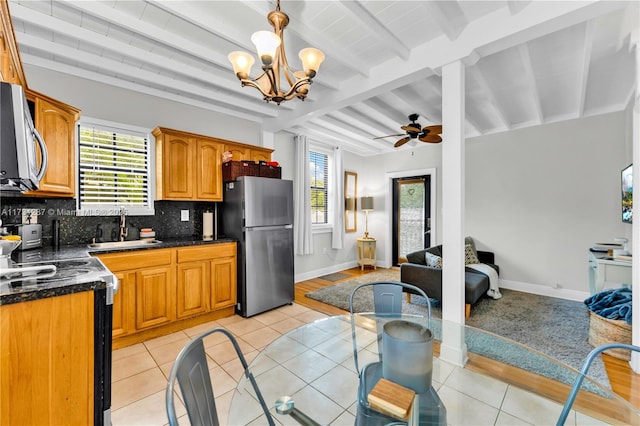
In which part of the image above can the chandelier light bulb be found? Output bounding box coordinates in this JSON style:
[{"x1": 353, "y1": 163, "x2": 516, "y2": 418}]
[
  {"x1": 299, "y1": 48, "x2": 325, "y2": 78},
  {"x1": 251, "y1": 31, "x2": 281, "y2": 67},
  {"x1": 228, "y1": 51, "x2": 255, "y2": 79}
]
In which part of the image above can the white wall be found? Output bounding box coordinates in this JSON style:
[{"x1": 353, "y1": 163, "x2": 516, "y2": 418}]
[{"x1": 24, "y1": 65, "x2": 262, "y2": 145}]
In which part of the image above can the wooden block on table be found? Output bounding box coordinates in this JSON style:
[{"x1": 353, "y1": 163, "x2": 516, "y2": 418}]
[{"x1": 367, "y1": 378, "x2": 416, "y2": 420}]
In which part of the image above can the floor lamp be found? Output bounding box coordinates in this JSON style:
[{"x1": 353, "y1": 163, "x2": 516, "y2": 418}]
[{"x1": 360, "y1": 196, "x2": 374, "y2": 239}]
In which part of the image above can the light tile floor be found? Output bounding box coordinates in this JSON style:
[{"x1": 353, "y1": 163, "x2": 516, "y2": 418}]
[{"x1": 111, "y1": 303, "x2": 609, "y2": 426}]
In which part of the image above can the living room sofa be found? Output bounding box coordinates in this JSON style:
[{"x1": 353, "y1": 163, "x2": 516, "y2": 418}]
[{"x1": 400, "y1": 237, "x2": 499, "y2": 317}]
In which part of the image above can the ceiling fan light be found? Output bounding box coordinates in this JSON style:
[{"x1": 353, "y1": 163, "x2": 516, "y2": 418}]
[
  {"x1": 299, "y1": 48, "x2": 324, "y2": 78},
  {"x1": 251, "y1": 31, "x2": 281, "y2": 66},
  {"x1": 228, "y1": 51, "x2": 255, "y2": 79}
]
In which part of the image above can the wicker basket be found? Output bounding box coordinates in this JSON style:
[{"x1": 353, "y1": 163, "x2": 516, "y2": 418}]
[
  {"x1": 222, "y1": 161, "x2": 259, "y2": 182},
  {"x1": 587, "y1": 311, "x2": 632, "y2": 360},
  {"x1": 258, "y1": 164, "x2": 281, "y2": 179}
]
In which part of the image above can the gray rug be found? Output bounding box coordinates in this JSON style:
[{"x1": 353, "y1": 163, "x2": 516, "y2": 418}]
[{"x1": 305, "y1": 269, "x2": 610, "y2": 388}]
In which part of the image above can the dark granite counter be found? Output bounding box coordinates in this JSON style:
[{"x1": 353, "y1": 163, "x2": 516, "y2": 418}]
[{"x1": 1, "y1": 237, "x2": 236, "y2": 305}]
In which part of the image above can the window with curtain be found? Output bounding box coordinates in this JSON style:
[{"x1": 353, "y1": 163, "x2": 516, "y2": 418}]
[
  {"x1": 310, "y1": 150, "x2": 329, "y2": 225},
  {"x1": 77, "y1": 119, "x2": 154, "y2": 216}
]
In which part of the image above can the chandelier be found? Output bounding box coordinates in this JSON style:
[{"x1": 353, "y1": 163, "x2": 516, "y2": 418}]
[{"x1": 228, "y1": 0, "x2": 325, "y2": 105}]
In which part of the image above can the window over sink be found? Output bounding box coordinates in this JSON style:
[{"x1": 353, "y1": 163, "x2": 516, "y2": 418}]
[{"x1": 77, "y1": 118, "x2": 154, "y2": 216}]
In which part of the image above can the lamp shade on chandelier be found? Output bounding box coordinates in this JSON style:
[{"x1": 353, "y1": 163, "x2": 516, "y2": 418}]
[{"x1": 228, "y1": 0, "x2": 325, "y2": 105}]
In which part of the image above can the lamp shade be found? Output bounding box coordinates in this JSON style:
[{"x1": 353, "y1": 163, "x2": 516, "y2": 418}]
[
  {"x1": 251, "y1": 31, "x2": 281, "y2": 66},
  {"x1": 228, "y1": 51, "x2": 255, "y2": 79},
  {"x1": 361, "y1": 196, "x2": 374, "y2": 211},
  {"x1": 299, "y1": 47, "x2": 325, "y2": 77}
]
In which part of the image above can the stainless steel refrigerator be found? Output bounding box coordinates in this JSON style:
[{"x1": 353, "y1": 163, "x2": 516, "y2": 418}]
[{"x1": 221, "y1": 176, "x2": 294, "y2": 317}]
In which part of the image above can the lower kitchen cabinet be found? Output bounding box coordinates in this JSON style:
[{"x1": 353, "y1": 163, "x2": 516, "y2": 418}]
[
  {"x1": 96, "y1": 242, "x2": 236, "y2": 348},
  {"x1": 0, "y1": 291, "x2": 94, "y2": 425}
]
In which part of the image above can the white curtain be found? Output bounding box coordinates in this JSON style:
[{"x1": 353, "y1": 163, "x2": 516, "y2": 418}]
[
  {"x1": 331, "y1": 146, "x2": 344, "y2": 249},
  {"x1": 294, "y1": 135, "x2": 313, "y2": 255}
]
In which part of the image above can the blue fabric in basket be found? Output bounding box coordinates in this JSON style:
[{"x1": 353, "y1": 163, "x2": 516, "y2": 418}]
[{"x1": 584, "y1": 287, "x2": 632, "y2": 324}]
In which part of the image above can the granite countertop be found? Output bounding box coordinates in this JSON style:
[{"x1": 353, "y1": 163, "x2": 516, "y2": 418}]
[{"x1": 1, "y1": 237, "x2": 236, "y2": 305}]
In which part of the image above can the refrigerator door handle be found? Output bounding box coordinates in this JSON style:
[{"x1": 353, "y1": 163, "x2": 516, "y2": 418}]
[{"x1": 245, "y1": 224, "x2": 293, "y2": 231}]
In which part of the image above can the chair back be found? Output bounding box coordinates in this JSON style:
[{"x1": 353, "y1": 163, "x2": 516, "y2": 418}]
[
  {"x1": 349, "y1": 281, "x2": 431, "y2": 376},
  {"x1": 166, "y1": 328, "x2": 275, "y2": 426}
]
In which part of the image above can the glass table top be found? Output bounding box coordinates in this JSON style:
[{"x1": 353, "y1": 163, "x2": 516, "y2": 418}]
[{"x1": 228, "y1": 313, "x2": 639, "y2": 425}]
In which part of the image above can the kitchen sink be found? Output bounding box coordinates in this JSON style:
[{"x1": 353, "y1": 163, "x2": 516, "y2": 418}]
[{"x1": 87, "y1": 240, "x2": 162, "y2": 250}]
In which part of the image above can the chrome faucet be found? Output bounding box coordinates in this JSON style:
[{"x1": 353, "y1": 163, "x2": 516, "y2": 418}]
[{"x1": 119, "y1": 209, "x2": 128, "y2": 242}]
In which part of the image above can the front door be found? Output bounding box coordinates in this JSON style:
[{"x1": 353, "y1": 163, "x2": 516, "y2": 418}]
[{"x1": 392, "y1": 176, "x2": 431, "y2": 265}]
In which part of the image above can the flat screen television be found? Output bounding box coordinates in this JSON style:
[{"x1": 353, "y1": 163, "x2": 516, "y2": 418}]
[{"x1": 622, "y1": 164, "x2": 632, "y2": 223}]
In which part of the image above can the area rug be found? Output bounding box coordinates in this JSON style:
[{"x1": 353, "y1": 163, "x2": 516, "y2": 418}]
[
  {"x1": 318, "y1": 272, "x2": 351, "y2": 282},
  {"x1": 305, "y1": 269, "x2": 609, "y2": 388}
]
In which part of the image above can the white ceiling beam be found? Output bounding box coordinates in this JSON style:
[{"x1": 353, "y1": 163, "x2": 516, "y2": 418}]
[
  {"x1": 338, "y1": 0, "x2": 410, "y2": 61},
  {"x1": 350, "y1": 102, "x2": 404, "y2": 135},
  {"x1": 236, "y1": 0, "x2": 370, "y2": 78},
  {"x1": 419, "y1": 2, "x2": 467, "y2": 41},
  {"x1": 17, "y1": 33, "x2": 276, "y2": 118},
  {"x1": 21, "y1": 54, "x2": 264, "y2": 122},
  {"x1": 577, "y1": 20, "x2": 595, "y2": 117},
  {"x1": 296, "y1": 123, "x2": 378, "y2": 156},
  {"x1": 263, "y1": 0, "x2": 625, "y2": 133},
  {"x1": 330, "y1": 108, "x2": 394, "y2": 141},
  {"x1": 60, "y1": 0, "x2": 230, "y2": 70},
  {"x1": 317, "y1": 114, "x2": 390, "y2": 150},
  {"x1": 10, "y1": 3, "x2": 281, "y2": 117},
  {"x1": 517, "y1": 44, "x2": 544, "y2": 126}
]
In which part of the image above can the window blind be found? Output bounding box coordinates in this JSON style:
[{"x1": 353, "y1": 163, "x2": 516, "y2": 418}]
[
  {"x1": 78, "y1": 124, "x2": 151, "y2": 213},
  {"x1": 310, "y1": 150, "x2": 328, "y2": 224}
]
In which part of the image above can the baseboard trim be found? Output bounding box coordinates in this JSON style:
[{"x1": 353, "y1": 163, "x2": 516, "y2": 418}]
[
  {"x1": 499, "y1": 279, "x2": 590, "y2": 302},
  {"x1": 295, "y1": 260, "x2": 359, "y2": 283}
]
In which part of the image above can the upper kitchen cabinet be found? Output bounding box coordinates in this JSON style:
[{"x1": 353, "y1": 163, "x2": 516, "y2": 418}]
[
  {"x1": 24, "y1": 90, "x2": 80, "y2": 197},
  {"x1": 0, "y1": 1, "x2": 26, "y2": 86},
  {"x1": 224, "y1": 142, "x2": 272, "y2": 163},
  {"x1": 153, "y1": 127, "x2": 223, "y2": 201}
]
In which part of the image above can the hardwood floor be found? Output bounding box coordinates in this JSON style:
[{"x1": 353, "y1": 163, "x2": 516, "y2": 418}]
[{"x1": 295, "y1": 267, "x2": 640, "y2": 411}]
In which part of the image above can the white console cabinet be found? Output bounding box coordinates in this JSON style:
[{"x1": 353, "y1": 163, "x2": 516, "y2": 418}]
[{"x1": 588, "y1": 250, "x2": 632, "y2": 295}]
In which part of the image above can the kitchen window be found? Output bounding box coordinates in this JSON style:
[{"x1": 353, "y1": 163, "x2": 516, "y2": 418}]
[
  {"x1": 309, "y1": 146, "x2": 333, "y2": 231},
  {"x1": 77, "y1": 118, "x2": 154, "y2": 216}
]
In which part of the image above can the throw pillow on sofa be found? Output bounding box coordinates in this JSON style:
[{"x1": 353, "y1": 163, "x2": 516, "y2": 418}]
[
  {"x1": 464, "y1": 244, "x2": 480, "y2": 265},
  {"x1": 425, "y1": 252, "x2": 443, "y2": 268}
]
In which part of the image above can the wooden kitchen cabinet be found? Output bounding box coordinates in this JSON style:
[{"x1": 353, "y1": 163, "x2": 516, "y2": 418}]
[
  {"x1": 0, "y1": 0, "x2": 26, "y2": 86},
  {"x1": 96, "y1": 243, "x2": 236, "y2": 348},
  {"x1": 0, "y1": 291, "x2": 94, "y2": 425},
  {"x1": 153, "y1": 127, "x2": 223, "y2": 201},
  {"x1": 224, "y1": 142, "x2": 272, "y2": 163},
  {"x1": 24, "y1": 90, "x2": 80, "y2": 197}
]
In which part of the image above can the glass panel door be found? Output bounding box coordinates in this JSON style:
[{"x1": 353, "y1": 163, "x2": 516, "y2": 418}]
[{"x1": 392, "y1": 176, "x2": 430, "y2": 265}]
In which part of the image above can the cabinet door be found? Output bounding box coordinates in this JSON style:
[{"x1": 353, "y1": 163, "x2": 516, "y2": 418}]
[
  {"x1": 28, "y1": 97, "x2": 77, "y2": 196},
  {"x1": 196, "y1": 139, "x2": 223, "y2": 201},
  {"x1": 250, "y1": 149, "x2": 271, "y2": 163},
  {"x1": 112, "y1": 271, "x2": 136, "y2": 338},
  {"x1": 224, "y1": 144, "x2": 251, "y2": 162},
  {"x1": 135, "y1": 265, "x2": 175, "y2": 330},
  {"x1": 177, "y1": 261, "x2": 210, "y2": 319},
  {"x1": 163, "y1": 135, "x2": 194, "y2": 199},
  {"x1": 210, "y1": 256, "x2": 237, "y2": 309},
  {"x1": 0, "y1": 292, "x2": 94, "y2": 425}
]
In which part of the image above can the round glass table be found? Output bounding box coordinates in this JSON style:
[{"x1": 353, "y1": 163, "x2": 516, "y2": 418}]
[{"x1": 228, "y1": 313, "x2": 639, "y2": 425}]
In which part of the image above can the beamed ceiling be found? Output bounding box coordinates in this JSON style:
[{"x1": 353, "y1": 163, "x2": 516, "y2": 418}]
[{"x1": 8, "y1": 0, "x2": 639, "y2": 156}]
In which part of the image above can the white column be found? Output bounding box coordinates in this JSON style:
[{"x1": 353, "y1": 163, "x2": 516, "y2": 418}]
[
  {"x1": 439, "y1": 59, "x2": 468, "y2": 366},
  {"x1": 631, "y1": 29, "x2": 640, "y2": 372}
]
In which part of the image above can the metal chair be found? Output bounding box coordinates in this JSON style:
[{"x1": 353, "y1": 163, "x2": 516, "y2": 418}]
[
  {"x1": 557, "y1": 343, "x2": 640, "y2": 425},
  {"x1": 349, "y1": 281, "x2": 446, "y2": 425},
  {"x1": 165, "y1": 327, "x2": 274, "y2": 426}
]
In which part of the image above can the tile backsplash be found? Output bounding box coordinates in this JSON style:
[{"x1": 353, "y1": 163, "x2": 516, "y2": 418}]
[{"x1": 0, "y1": 195, "x2": 217, "y2": 247}]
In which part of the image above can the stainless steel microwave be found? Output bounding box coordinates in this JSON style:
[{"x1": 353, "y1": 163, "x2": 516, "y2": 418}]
[{"x1": 0, "y1": 82, "x2": 48, "y2": 192}]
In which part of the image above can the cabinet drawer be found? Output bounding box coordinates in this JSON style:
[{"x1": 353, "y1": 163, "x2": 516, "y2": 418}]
[
  {"x1": 177, "y1": 243, "x2": 236, "y2": 263},
  {"x1": 96, "y1": 248, "x2": 173, "y2": 271}
]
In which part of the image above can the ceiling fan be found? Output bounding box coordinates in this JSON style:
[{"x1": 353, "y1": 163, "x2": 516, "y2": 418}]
[{"x1": 374, "y1": 114, "x2": 442, "y2": 147}]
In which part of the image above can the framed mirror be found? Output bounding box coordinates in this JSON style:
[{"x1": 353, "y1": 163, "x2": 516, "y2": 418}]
[{"x1": 345, "y1": 171, "x2": 357, "y2": 232}]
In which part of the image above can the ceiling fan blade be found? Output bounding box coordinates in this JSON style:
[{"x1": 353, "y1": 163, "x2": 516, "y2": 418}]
[
  {"x1": 401, "y1": 125, "x2": 421, "y2": 133},
  {"x1": 373, "y1": 133, "x2": 405, "y2": 140},
  {"x1": 394, "y1": 136, "x2": 411, "y2": 147},
  {"x1": 422, "y1": 125, "x2": 442, "y2": 135},
  {"x1": 419, "y1": 134, "x2": 442, "y2": 143}
]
